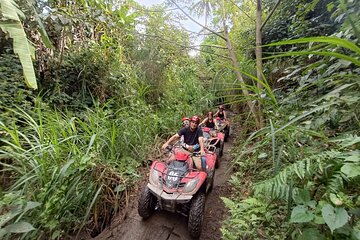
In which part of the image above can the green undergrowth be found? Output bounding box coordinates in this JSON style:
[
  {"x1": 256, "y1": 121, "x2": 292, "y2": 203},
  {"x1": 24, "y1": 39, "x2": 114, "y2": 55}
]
[
  {"x1": 0, "y1": 43, "x2": 213, "y2": 238},
  {"x1": 221, "y1": 26, "x2": 360, "y2": 240}
]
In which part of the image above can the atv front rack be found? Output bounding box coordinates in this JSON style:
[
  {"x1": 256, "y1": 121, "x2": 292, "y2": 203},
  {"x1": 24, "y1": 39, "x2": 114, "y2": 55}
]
[{"x1": 152, "y1": 161, "x2": 202, "y2": 191}]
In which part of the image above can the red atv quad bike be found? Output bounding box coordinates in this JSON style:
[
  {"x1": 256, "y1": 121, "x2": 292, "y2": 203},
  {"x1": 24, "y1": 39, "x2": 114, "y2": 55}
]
[
  {"x1": 138, "y1": 145, "x2": 217, "y2": 239},
  {"x1": 202, "y1": 127, "x2": 224, "y2": 168}
]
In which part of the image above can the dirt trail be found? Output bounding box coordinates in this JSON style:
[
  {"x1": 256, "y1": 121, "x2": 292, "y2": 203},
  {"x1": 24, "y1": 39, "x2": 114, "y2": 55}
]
[{"x1": 93, "y1": 122, "x2": 236, "y2": 240}]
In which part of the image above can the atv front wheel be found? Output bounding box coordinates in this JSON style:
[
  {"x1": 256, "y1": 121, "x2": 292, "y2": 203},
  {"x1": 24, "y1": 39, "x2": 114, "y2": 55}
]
[
  {"x1": 188, "y1": 192, "x2": 206, "y2": 239},
  {"x1": 138, "y1": 185, "x2": 157, "y2": 219}
]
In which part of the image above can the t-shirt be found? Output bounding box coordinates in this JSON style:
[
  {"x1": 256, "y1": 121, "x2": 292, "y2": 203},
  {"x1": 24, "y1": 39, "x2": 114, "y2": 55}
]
[
  {"x1": 178, "y1": 127, "x2": 203, "y2": 146},
  {"x1": 217, "y1": 111, "x2": 225, "y2": 119},
  {"x1": 205, "y1": 119, "x2": 215, "y2": 128}
]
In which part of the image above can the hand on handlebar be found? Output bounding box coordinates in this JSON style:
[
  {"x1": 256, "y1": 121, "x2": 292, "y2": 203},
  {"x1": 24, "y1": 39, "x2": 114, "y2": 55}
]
[
  {"x1": 161, "y1": 143, "x2": 168, "y2": 150},
  {"x1": 187, "y1": 145, "x2": 194, "y2": 152}
]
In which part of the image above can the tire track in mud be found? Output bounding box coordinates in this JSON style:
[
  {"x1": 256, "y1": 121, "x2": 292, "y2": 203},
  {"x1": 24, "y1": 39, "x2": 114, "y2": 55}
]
[{"x1": 93, "y1": 122, "x2": 237, "y2": 240}]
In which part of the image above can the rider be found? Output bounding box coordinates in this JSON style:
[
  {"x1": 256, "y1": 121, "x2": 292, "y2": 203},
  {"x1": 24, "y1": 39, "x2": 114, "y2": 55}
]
[
  {"x1": 182, "y1": 117, "x2": 190, "y2": 128},
  {"x1": 199, "y1": 112, "x2": 216, "y2": 129},
  {"x1": 214, "y1": 104, "x2": 227, "y2": 121},
  {"x1": 162, "y1": 116, "x2": 206, "y2": 171},
  {"x1": 199, "y1": 112, "x2": 218, "y2": 139}
]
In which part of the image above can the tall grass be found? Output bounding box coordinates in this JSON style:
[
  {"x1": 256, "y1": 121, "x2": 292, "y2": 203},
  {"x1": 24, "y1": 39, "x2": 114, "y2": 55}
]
[
  {"x1": 0, "y1": 97, "x2": 169, "y2": 238},
  {"x1": 0, "y1": 69, "x2": 214, "y2": 238}
]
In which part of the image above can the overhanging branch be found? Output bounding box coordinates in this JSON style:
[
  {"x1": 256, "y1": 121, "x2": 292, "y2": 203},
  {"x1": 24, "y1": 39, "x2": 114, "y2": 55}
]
[
  {"x1": 261, "y1": 0, "x2": 281, "y2": 31},
  {"x1": 228, "y1": 0, "x2": 255, "y2": 22},
  {"x1": 132, "y1": 7, "x2": 179, "y2": 12},
  {"x1": 137, "y1": 33, "x2": 231, "y2": 59},
  {"x1": 168, "y1": 0, "x2": 226, "y2": 41}
]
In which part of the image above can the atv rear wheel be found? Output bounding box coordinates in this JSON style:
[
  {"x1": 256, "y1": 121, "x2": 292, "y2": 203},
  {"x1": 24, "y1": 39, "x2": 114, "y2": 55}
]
[
  {"x1": 219, "y1": 142, "x2": 224, "y2": 157},
  {"x1": 188, "y1": 192, "x2": 206, "y2": 239},
  {"x1": 138, "y1": 185, "x2": 157, "y2": 219},
  {"x1": 224, "y1": 127, "x2": 230, "y2": 142}
]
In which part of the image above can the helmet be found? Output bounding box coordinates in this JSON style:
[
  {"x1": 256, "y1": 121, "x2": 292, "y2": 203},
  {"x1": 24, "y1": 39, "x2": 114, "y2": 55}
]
[
  {"x1": 175, "y1": 151, "x2": 190, "y2": 161},
  {"x1": 190, "y1": 115, "x2": 200, "y2": 124},
  {"x1": 182, "y1": 117, "x2": 190, "y2": 122},
  {"x1": 203, "y1": 127, "x2": 211, "y2": 133},
  {"x1": 216, "y1": 117, "x2": 221, "y2": 121},
  {"x1": 219, "y1": 105, "x2": 224, "y2": 109},
  {"x1": 182, "y1": 117, "x2": 190, "y2": 126}
]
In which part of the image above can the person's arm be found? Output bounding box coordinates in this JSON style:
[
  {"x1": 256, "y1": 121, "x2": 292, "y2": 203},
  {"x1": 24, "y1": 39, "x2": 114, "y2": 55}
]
[
  {"x1": 161, "y1": 133, "x2": 180, "y2": 150},
  {"x1": 223, "y1": 111, "x2": 227, "y2": 120},
  {"x1": 214, "y1": 110, "x2": 219, "y2": 117},
  {"x1": 199, "y1": 117, "x2": 208, "y2": 127}
]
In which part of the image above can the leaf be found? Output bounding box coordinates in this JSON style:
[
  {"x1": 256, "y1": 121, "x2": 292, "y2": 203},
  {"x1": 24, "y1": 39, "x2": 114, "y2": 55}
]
[
  {"x1": 264, "y1": 36, "x2": 360, "y2": 56},
  {"x1": 51, "y1": 230, "x2": 61, "y2": 240},
  {"x1": 2, "y1": 221, "x2": 35, "y2": 233},
  {"x1": 352, "y1": 229, "x2": 360, "y2": 240},
  {"x1": 290, "y1": 205, "x2": 314, "y2": 223},
  {"x1": 24, "y1": 201, "x2": 41, "y2": 212},
  {"x1": 297, "y1": 228, "x2": 326, "y2": 240},
  {"x1": 293, "y1": 189, "x2": 311, "y2": 205},
  {"x1": 0, "y1": 0, "x2": 37, "y2": 89},
  {"x1": 321, "y1": 204, "x2": 349, "y2": 233},
  {"x1": 0, "y1": 205, "x2": 22, "y2": 227},
  {"x1": 258, "y1": 152, "x2": 268, "y2": 159},
  {"x1": 264, "y1": 51, "x2": 360, "y2": 67},
  {"x1": 34, "y1": 15, "x2": 53, "y2": 48},
  {"x1": 341, "y1": 163, "x2": 360, "y2": 178},
  {"x1": 329, "y1": 193, "x2": 343, "y2": 206}
]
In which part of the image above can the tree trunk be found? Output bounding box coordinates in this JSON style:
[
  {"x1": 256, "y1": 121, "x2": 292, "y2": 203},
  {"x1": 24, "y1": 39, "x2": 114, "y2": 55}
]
[
  {"x1": 223, "y1": 23, "x2": 260, "y2": 128},
  {"x1": 256, "y1": 0, "x2": 265, "y2": 129}
]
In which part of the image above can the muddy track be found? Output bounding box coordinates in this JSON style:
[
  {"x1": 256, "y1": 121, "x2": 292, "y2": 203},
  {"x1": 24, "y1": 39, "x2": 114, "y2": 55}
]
[{"x1": 93, "y1": 121, "x2": 237, "y2": 240}]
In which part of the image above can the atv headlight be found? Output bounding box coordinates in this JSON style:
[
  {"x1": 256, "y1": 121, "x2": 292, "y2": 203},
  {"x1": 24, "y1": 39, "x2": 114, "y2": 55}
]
[
  {"x1": 183, "y1": 179, "x2": 199, "y2": 193},
  {"x1": 149, "y1": 169, "x2": 160, "y2": 187}
]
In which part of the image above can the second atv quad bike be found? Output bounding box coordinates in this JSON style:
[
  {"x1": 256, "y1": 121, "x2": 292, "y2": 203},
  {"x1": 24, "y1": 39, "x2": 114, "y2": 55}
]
[
  {"x1": 138, "y1": 145, "x2": 217, "y2": 239},
  {"x1": 216, "y1": 118, "x2": 230, "y2": 142},
  {"x1": 202, "y1": 127, "x2": 224, "y2": 168}
]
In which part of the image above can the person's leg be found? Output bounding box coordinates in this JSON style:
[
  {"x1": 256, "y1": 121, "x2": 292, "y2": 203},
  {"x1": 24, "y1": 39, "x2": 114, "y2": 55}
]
[{"x1": 192, "y1": 156, "x2": 202, "y2": 171}]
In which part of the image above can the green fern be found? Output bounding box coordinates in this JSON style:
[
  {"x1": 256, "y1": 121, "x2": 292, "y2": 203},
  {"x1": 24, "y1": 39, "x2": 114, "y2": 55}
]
[{"x1": 254, "y1": 146, "x2": 357, "y2": 200}]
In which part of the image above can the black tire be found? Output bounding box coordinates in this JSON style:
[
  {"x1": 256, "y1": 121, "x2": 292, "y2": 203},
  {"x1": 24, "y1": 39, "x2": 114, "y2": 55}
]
[
  {"x1": 224, "y1": 127, "x2": 230, "y2": 142},
  {"x1": 219, "y1": 142, "x2": 224, "y2": 157},
  {"x1": 215, "y1": 148, "x2": 220, "y2": 169},
  {"x1": 208, "y1": 171, "x2": 215, "y2": 193},
  {"x1": 138, "y1": 185, "x2": 157, "y2": 220},
  {"x1": 188, "y1": 193, "x2": 206, "y2": 239}
]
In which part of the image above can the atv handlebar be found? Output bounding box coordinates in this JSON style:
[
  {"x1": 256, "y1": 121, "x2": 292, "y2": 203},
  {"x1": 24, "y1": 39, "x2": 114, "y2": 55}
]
[{"x1": 165, "y1": 144, "x2": 214, "y2": 156}]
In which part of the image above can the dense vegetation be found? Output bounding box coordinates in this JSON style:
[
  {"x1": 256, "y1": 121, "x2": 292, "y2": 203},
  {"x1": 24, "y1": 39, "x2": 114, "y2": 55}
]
[
  {"x1": 0, "y1": 0, "x2": 213, "y2": 238},
  {"x1": 213, "y1": 1, "x2": 360, "y2": 239},
  {"x1": 0, "y1": 0, "x2": 359, "y2": 239}
]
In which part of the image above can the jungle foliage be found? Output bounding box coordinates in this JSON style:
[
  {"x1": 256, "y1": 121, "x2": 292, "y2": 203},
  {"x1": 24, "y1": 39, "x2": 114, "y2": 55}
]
[
  {"x1": 0, "y1": 0, "x2": 359, "y2": 239},
  {"x1": 0, "y1": 0, "x2": 213, "y2": 238},
  {"x1": 213, "y1": 0, "x2": 360, "y2": 239}
]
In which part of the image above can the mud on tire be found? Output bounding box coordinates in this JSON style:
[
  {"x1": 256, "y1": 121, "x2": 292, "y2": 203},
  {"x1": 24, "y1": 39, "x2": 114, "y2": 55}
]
[
  {"x1": 138, "y1": 185, "x2": 157, "y2": 220},
  {"x1": 188, "y1": 192, "x2": 206, "y2": 239}
]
